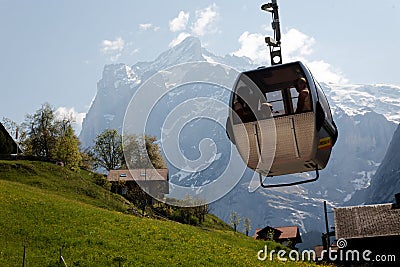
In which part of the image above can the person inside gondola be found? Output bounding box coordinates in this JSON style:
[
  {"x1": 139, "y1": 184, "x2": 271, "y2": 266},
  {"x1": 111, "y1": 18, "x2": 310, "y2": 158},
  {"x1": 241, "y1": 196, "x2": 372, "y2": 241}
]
[
  {"x1": 294, "y1": 77, "x2": 312, "y2": 113},
  {"x1": 234, "y1": 86, "x2": 256, "y2": 123}
]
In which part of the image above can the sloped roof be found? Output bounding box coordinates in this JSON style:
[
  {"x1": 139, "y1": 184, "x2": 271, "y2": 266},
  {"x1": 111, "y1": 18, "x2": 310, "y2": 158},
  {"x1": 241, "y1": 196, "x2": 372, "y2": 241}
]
[
  {"x1": 254, "y1": 225, "x2": 302, "y2": 242},
  {"x1": 253, "y1": 227, "x2": 281, "y2": 239},
  {"x1": 107, "y1": 169, "x2": 168, "y2": 182},
  {"x1": 334, "y1": 203, "x2": 400, "y2": 240},
  {"x1": 0, "y1": 122, "x2": 19, "y2": 155},
  {"x1": 275, "y1": 226, "x2": 300, "y2": 239},
  {"x1": 253, "y1": 228, "x2": 261, "y2": 239}
]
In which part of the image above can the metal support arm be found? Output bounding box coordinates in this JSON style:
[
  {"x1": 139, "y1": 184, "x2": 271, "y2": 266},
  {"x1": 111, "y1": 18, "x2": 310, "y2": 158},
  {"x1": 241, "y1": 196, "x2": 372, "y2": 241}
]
[
  {"x1": 261, "y1": 0, "x2": 282, "y2": 65},
  {"x1": 259, "y1": 166, "x2": 319, "y2": 188}
]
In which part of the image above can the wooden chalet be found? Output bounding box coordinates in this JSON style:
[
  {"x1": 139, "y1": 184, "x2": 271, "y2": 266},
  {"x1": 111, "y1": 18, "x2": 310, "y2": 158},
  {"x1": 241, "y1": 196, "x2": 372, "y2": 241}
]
[
  {"x1": 254, "y1": 225, "x2": 302, "y2": 249},
  {"x1": 253, "y1": 226, "x2": 281, "y2": 240},
  {"x1": 107, "y1": 169, "x2": 169, "y2": 199},
  {"x1": 334, "y1": 193, "x2": 400, "y2": 264},
  {"x1": 0, "y1": 122, "x2": 19, "y2": 157}
]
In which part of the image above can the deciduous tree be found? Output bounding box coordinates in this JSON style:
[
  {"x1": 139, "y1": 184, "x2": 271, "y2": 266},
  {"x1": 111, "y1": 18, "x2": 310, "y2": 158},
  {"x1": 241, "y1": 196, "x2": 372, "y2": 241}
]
[
  {"x1": 123, "y1": 134, "x2": 166, "y2": 169},
  {"x1": 23, "y1": 103, "x2": 58, "y2": 159},
  {"x1": 230, "y1": 211, "x2": 241, "y2": 232},
  {"x1": 244, "y1": 217, "x2": 251, "y2": 236},
  {"x1": 145, "y1": 135, "x2": 166, "y2": 169},
  {"x1": 54, "y1": 119, "x2": 81, "y2": 170},
  {"x1": 21, "y1": 104, "x2": 82, "y2": 168},
  {"x1": 91, "y1": 129, "x2": 124, "y2": 171}
]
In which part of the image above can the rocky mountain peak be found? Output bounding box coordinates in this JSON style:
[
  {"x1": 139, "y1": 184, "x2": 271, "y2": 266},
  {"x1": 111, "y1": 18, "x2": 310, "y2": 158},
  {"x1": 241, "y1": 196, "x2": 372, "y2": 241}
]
[{"x1": 79, "y1": 37, "x2": 400, "y2": 249}]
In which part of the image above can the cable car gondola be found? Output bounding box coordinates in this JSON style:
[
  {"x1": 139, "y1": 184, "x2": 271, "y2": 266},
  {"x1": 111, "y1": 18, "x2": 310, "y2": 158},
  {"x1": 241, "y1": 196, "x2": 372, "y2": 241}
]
[{"x1": 225, "y1": 1, "x2": 338, "y2": 188}]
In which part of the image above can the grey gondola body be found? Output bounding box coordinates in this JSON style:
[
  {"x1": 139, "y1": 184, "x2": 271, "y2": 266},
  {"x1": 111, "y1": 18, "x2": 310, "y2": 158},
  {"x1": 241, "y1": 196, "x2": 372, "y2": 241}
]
[{"x1": 226, "y1": 61, "x2": 338, "y2": 177}]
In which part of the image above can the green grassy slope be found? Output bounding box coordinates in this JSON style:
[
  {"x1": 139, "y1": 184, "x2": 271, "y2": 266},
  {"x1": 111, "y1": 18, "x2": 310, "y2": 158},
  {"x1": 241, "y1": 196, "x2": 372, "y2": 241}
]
[
  {"x1": 0, "y1": 161, "x2": 318, "y2": 266},
  {"x1": 0, "y1": 160, "x2": 127, "y2": 213}
]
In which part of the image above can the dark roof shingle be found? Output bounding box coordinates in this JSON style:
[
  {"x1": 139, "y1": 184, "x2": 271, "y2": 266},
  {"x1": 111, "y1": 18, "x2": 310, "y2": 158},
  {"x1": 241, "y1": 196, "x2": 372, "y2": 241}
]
[{"x1": 334, "y1": 203, "x2": 400, "y2": 240}]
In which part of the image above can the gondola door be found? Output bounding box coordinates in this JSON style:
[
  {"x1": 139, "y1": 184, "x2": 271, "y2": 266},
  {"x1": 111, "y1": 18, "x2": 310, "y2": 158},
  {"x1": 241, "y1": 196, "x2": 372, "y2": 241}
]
[{"x1": 230, "y1": 75, "x2": 277, "y2": 176}]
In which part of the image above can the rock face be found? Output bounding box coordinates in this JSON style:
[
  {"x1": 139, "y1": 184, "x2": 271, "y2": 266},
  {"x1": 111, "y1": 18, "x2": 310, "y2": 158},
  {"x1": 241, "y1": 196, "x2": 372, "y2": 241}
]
[
  {"x1": 80, "y1": 64, "x2": 141, "y2": 147},
  {"x1": 351, "y1": 124, "x2": 400, "y2": 205},
  {"x1": 79, "y1": 36, "x2": 399, "y2": 249},
  {"x1": 79, "y1": 37, "x2": 252, "y2": 148}
]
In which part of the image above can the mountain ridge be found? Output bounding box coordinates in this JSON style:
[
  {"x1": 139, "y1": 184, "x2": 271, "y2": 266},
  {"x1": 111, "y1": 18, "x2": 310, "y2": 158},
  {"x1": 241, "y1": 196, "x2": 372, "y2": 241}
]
[{"x1": 79, "y1": 36, "x2": 398, "y2": 248}]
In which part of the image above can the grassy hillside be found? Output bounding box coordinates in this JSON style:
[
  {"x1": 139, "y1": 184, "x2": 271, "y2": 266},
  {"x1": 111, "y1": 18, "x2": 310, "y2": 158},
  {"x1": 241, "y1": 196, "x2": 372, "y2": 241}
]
[
  {"x1": 0, "y1": 160, "x2": 127, "y2": 212},
  {"x1": 0, "y1": 161, "x2": 319, "y2": 266}
]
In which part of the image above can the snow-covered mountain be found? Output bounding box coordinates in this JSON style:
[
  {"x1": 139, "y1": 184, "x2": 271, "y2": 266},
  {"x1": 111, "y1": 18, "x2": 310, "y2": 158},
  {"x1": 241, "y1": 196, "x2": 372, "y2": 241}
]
[
  {"x1": 79, "y1": 37, "x2": 252, "y2": 148},
  {"x1": 79, "y1": 36, "x2": 399, "y2": 249},
  {"x1": 327, "y1": 83, "x2": 400, "y2": 124}
]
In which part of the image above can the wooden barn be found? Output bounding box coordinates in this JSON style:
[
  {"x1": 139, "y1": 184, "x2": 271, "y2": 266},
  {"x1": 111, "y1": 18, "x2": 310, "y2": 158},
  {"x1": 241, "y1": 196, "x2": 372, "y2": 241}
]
[
  {"x1": 334, "y1": 193, "x2": 400, "y2": 265},
  {"x1": 107, "y1": 169, "x2": 169, "y2": 199},
  {"x1": 254, "y1": 225, "x2": 302, "y2": 249},
  {"x1": 0, "y1": 122, "x2": 19, "y2": 157}
]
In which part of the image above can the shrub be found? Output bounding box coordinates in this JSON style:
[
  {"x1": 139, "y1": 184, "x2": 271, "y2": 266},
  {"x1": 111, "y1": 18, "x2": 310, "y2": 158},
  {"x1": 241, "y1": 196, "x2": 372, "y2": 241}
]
[{"x1": 93, "y1": 173, "x2": 111, "y2": 191}]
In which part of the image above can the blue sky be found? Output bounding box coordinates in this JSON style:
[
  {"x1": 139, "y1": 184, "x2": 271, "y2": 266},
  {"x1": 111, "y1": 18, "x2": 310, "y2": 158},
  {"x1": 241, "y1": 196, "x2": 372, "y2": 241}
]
[{"x1": 0, "y1": 0, "x2": 399, "y2": 132}]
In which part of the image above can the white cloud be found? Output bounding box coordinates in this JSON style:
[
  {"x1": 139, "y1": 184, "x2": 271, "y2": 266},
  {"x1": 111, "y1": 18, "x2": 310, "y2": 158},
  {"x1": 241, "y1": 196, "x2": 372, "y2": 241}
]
[
  {"x1": 233, "y1": 28, "x2": 348, "y2": 84},
  {"x1": 55, "y1": 107, "x2": 86, "y2": 135},
  {"x1": 139, "y1": 23, "x2": 160, "y2": 32},
  {"x1": 191, "y1": 4, "x2": 219, "y2": 36},
  {"x1": 100, "y1": 37, "x2": 125, "y2": 62},
  {"x1": 169, "y1": 11, "x2": 190, "y2": 32},
  {"x1": 100, "y1": 37, "x2": 124, "y2": 54},
  {"x1": 307, "y1": 60, "x2": 348, "y2": 84},
  {"x1": 232, "y1": 31, "x2": 270, "y2": 65},
  {"x1": 281, "y1": 28, "x2": 347, "y2": 83},
  {"x1": 139, "y1": 23, "x2": 153, "y2": 30},
  {"x1": 168, "y1": 4, "x2": 219, "y2": 47},
  {"x1": 169, "y1": 32, "x2": 191, "y2": 47},
  {"x1": 282, "y1": 28, "x2": 315, "y2": 60}
]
